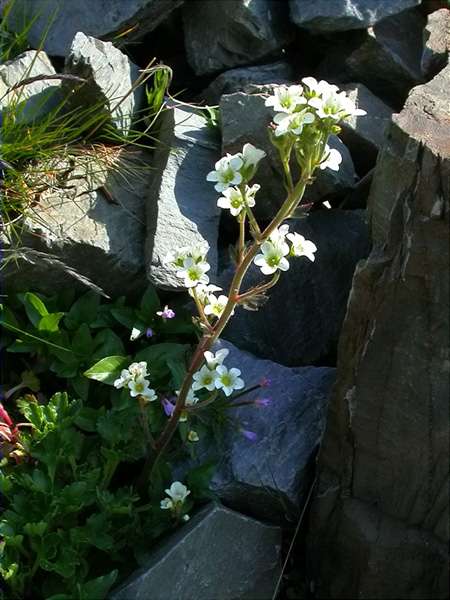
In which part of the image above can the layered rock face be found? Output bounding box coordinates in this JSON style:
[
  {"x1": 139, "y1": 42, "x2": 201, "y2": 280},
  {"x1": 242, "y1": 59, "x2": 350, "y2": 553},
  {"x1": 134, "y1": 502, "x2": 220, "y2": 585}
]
[{"x1": 306, "y1": 65, "x2": 450, "y2": 599}]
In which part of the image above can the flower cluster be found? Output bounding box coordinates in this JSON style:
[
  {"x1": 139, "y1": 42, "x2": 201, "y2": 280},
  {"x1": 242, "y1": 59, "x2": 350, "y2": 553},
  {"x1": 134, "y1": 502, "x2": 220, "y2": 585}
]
[
  {"x1": 160, "y1": 481, "x2": 191, "y2": 521},
  {"x1": 113, "y1": 361, "x2": 157, "y2": 402},
  {"x1": 166, "y1": 242, "x2": 211, "y2": 288},
  {"x1": 253, "y1": 223, "x2": 317, "y2": 275},
  {"x1": 192, "y1": 349, "x2": 244, "y2": 397},
  {"x1": 265, "y1": 79, "x2": 366, "y2": 170},
  {"x1": 207, "y1": 143, "x2": 266, "y2": 193}
]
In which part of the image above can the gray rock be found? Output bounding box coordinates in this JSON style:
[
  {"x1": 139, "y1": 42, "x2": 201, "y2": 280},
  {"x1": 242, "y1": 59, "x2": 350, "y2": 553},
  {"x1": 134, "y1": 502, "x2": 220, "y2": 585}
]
[
  {"x1": 220, "y1": 210, "x2": 370, "y2": 366},
  {"x1": 146, "y1": 103, "x2": 221, "y2": 290},
  {"x1": 5, "y1": 0, "x2": 184, "y2": 57},
  {"x1": 289, "y1": 0, "x2": 421, "y2": 32},
  {"x1": 182, "y1": 0, "x2": 294, "y2": 76},
  {"x1": 220, "y1": 90, "x2": 356, "y2": 219},
  {"x1": 339, "y1": 83, "x2": 393, "y2": 172},
  {"x1": 63, "y1": 32, "x2": 144, "y2": 137},
  {"x1": 421, "y1": 8, "x2": 450, "y2": 79},
  {"x1": 112, "y1": 503, "x2": 281, "y2": 600},
  {"x1": 0, "y1": 50, "x2": 62, "y2": 123},
  {"x1": 201, "y1": 61, "x2": 295, "y2": 105},
  {"x1": 307, "y1": 65, "x2": 450, "y2": 599},
  {"x1": 207, "y1": 340, "x2": 336, "y2": 521},
  {"x1": 344, "y1": 8, "x2": 426, "y2": 106},
  {"x1": 2, "y1": 151, "x2": 149, "y2": 297}
]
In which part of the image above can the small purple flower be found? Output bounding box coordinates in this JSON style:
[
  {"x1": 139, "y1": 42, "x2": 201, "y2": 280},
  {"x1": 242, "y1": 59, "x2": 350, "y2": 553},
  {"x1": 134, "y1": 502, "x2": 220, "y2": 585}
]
[
  {"x1": 146, "y1": 327, "x2": 154, "y2": 338},
  {"x1": 157, "y1": 305, "x2": 176, "y2": 320},
  {"x1": 241, "y1": 428, "x2": 257, "y2": 442},
  {"x1": 162, "y1": 397, "x2": 175, "y2": 417},
  {"x1": 255, "y1": 397, "x2": 271, "y2": 408},
  {"x1": 259, "y1": 377, "x2": 271, "y2": 388}
]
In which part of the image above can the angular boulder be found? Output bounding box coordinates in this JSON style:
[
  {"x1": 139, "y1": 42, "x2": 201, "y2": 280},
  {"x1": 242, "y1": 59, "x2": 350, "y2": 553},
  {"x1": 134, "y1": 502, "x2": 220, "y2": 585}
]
[
  {"x1": 145, "y1": 103, "x2": 221, "y2": 290},
  {"x1": 339, "y1": 83, "x2": 393, "y2": 173},
  {"x1": 112, "y1": 503, "x2": 281, "y2": 600},
  {"x1": 220, "y1": 210, "x2": 370, "y2": 366},
  {"x1": 201, "y1": 61, "x2": 295, "y2": 105},
  {"x1": 421, "y1": 8, "x2": 450, "y2": 79},
  {"x1": 307, "y1": 65, "x2": 450, "y2": 599},
  {"x1": 0, "y1": 50, "x2": 62, "y2": 123},
  {"x1": 2, "y1": 151, "x2": 149, "y2": 297},
  {"x1": 289, "y1": 0, "x2": 421, "y2": 32},
  {"x1": 5, "y1": 0, "x2": 184, "y2": 57},
  {"x1": 344, "y1": 8, "x2": 426, "y2": 106},
  {"x1": 207, "y1": 340, "x2": 336, "y2": 522},
  {"x1": 220, "y1": 90, "x2": 356, "y2": 219},
  {"x1": 182, "y1": 0, "x2": 294, "y2": 76},
  {"x1": 63, "y1": 32, "x2": 144, "y2": 137}
]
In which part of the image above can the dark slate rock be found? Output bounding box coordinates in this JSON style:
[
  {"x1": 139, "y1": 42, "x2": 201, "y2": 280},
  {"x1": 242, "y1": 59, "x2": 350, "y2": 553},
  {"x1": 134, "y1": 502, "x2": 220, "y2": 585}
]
[
  {"x1": 307, "y1": 64, "x2": 450, "y2": 600},
  {"x1": 289, "y1": 0, "x2": 421, "y2": 32},
  {"x1": 111, "y1": 503, "x2": 281, "y2": 600},
  {"x1": 0, "y1": 50, "x2": 62, "y2": 123},
  {"x1": 421, "y1": 8, "x2": 450, "y2": 79},
  {"x1": 145, "y1": 103, "x2": 221, "y2": 290},
  {"x1": 343, "y1": 8, "x2": 426, "y2": 106},
  {"x1": 201, "y1": 61, "x2": 295, "y2": 105},
  {"x1": 220, "y1": 90, "x2": 356, "y2": 220},
  {"x1": 220, "y1": 210, "x2": 370, "y2": 366},
  {"x1": 182, "y1": 0, "x2": 294, "y2": 76},
  {"x1": 2, "y1": 151, "x2": 149, "y2": 298},
  {"x1": 339, "y1": 83, "x2": 393, "y2": 173},
  {"x1": 5, "y1": 0, "x2": 184, "y2": 57},
  {"x1": 208, "y1": 340, "x2": 336, "y2": 522},
  {"x1": 63, "y1": 32, "x2": 144, "y2": 137}
]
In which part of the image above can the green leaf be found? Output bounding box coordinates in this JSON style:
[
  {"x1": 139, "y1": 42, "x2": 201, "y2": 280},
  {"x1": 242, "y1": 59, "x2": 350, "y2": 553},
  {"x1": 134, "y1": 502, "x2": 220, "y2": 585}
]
[
  {"x1": 110, "y1": 306, "x2": 136, "y2": 329},
  {"x1": 139, "y1": 285, "x2": 160, "y2": 320},
  {"x1": 135, "y1": 343, "x2": 188, "y2": 381},
  {"x1": 71, "y1": 375, "x2": 90, "y2": 400},
  {"x1": 65, "y1": 291, "x2": 101, "y2": 330},
  {"x1": 92, "y1": 329, "x2": 125, "y2": 360},
  {"x1": 37, "y1": 312, "x2": 64, "y2": 333},
  {"x1": 77, "y1": 570, "x2": 118, "y2": 600},
  {"x1": 20, "y1": 370, "x2": 40, "y2": 392},
  {"x1": 167, "y1": 357, "x2": 186, "y2": 388},
  {"x1": 186, "y1": 461, "x2": 216, "y2": 497},
  {"x1": 20, "y1": 292, "x2": 49, "y2": 327},
  {"x1": 71, "y1": 324, "x2": 94, "y2": 358},
  {"x1": 83, "y1": 355, "x2": 129, "y2": 384}
]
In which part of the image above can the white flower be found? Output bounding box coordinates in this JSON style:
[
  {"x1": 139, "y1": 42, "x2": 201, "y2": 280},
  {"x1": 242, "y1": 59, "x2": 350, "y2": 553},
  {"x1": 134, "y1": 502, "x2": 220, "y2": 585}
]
[
  {"x1": 192, "y1": 365, "x2": 218, "y2": 391},
  {"x1": 241, "y1": 143, "x2": 266, "y2": 170},
  {"x1": 188, "y1": 241, "x2": 210, "y2": 263},
  {"x1": 273, "y1": 110, "x2": 315, "y2": 137},
  {"x1": 176, "y1": 257, "x2": 210, "y2": 288},
  {"x1": 175, "y1": 388, "x2": 199, "y2": 422},
  {"x1": 160, "y1": 481, "x2": 191, "y2": 512},
  {"x1": 206, "y1": 154, "x2": 243, "y2": 192},
  {"x1": 165, "y1": 246, "x2": 189, "y2": 268},
  {"x1": 190, "y1": 283, "x2": 223, "y2": 302},
  {"x1": 203, "y1": 348, "x2": 229, "y2": 370},
  {"x1": 217, "y1": 184, "x2": 259, "y2": 217},
  {"x1": 128, "y1": 376, "x2": 154, "y2": 399},
  {"x1": 204, "y1": 294, "x2": 230, "y2": 318},
  {"x1": 265, "y1": 85, "x2": 306, "y2": 114},
  {"x1": 302, "y1": 77, "x2": 339, "y2": 99},
  {"x1": 287, "y1": 232, "x2": 317, "y2": 262},
  {"x1": 113, "y1": 368, "x2": 132, "y2": 389},
  {"x1": 309, "y1": 89, "x2": 366, "y2": 122},
  {"x1": 254, "y1": 241, "x2": 290, "y2": 275},
  {"x1": 214, "y1": 365, "x2": 245, "y2": 397},
  {"x1": 128, "y1": 361, "x2": 149, "y2": 378},
  {"x1": 188, "y1": 430, "x2": 199, "y2": 442},
  {"x1": 268, "y1": 224, "x2": 290, "y2": 254},
  {"x1": 319, "y1": 145, "x2": 342, "y2": 172}
]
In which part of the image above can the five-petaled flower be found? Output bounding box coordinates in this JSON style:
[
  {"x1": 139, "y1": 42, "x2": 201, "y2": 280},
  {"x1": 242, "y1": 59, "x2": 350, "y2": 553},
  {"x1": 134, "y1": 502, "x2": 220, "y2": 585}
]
[
  {"x1": 265, "y1": 84, "x2": 306, "y2": 114},
  {"x1": 217, "y1": 184, "x2": 259, "y2": 217},
  {"x1": 319, "y1": 144, "x2": 342, "y2": 172},
  {"x1": 254, "y1": 240, "x2": 290, "y2": 275},
  {"x1": 203, "y1": 349, "x2": 229, "y2": 370},
  {"x1": 287, "y1": 232, "x2": 317, "y2": 262},
  {"x1": 204, "y1": 293, "x2": 230, "y2": 319},
  {"x1": 206, "y1": 154, "x2": 243, "y2": 192},
  {"x1": 192, "y1": 365, "x2": 218, "y2": 391},
  {"x1": 214, "y1": 365, "x2": 245, "y2": 397},
  {"x1": 273, "y1": 110, "x2": 315, "y2": 137},
  {"x1": 160, "y1": 481, "x2": 191, "y2": 520},
  {"x1": 176, "y1": 257, "x2": 210, "y2": 288}
]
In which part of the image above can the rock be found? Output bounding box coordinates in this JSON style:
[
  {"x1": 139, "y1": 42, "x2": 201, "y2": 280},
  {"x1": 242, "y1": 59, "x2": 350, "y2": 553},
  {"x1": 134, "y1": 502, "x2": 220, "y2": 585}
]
[
  {"x1": 182, "y1": 0, "x2": 294, "y2": 76},
  {"x1": 201, "y1": 61, "x2": 295, "y2": 105},
  {"x1": 63, "y1": 32, "x2": 144, "y2": 137},
  {"x1": 0, "y1": 50, "x2": 62, "y2": 123},
  {"x1": 5, "y1": 0, "x2": 184, "y2": 57},
  {"x1": 289, "y1": 0, "x2": 421, "y2": 32},
  {"x1": 145, "y1": 103, "x2": 221, "y2": 291},
  {"x1": 344, "y1": 8, "x2": 426, "y2": 107},
  {"x1": 206, "y1": 340, "x2": 336, "y2": 522},
  {"x1": 112, "y1": 503, "x2": 282, "y2": 600},
  {"x1": 2, "y1": 150, "x2": 149, "y2": 298},
  {"x1": 307, "y1": 65, "x2": 450, "y2": 599},
  {"x1": 220, "y1": 210, "x2": 370, "y2": 366},
  {"x1": 220, "y1": 90, "x2": 356, "y2": 220},
  {"x1": 421, "y1": 8, "x2": 450, "y2": 79},
  {"x1": 339, "y1": 84, "x2": 393, "y2": 173}
]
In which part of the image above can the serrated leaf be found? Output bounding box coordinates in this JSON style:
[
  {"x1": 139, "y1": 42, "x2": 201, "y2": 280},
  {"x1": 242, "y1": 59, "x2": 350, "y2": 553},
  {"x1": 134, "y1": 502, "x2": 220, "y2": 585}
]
[{"x1": 83, "y1": 355, "x2": 128, "y2": 384}]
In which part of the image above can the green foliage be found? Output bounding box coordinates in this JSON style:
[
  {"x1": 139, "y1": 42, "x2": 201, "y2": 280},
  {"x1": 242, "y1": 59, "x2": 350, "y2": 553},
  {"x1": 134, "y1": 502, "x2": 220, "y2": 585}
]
[
  {"x1": 0, "y1": 287, "x2": 214, "y2": 599},
  {"x1": 145, "y1": 65, "x2": 172, "y2": 119}
]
